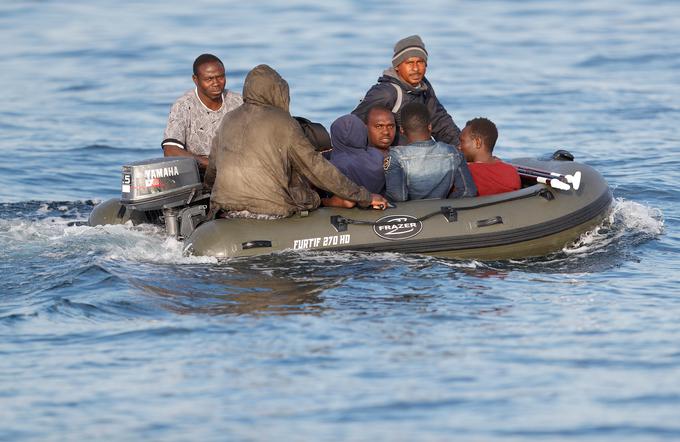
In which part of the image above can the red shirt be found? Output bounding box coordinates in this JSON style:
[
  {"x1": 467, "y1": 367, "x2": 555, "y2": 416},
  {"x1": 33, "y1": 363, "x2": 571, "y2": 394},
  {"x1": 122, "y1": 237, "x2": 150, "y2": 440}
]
[{"x1": 468, "y1": 161, "x2": 521, "y2": 196}]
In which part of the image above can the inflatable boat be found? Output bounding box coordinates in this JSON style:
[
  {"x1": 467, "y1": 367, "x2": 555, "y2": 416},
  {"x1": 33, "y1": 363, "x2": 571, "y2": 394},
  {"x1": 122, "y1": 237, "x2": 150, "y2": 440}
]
[{"x1": 88, "y1": 153, "x2": 612, "y2": 260}]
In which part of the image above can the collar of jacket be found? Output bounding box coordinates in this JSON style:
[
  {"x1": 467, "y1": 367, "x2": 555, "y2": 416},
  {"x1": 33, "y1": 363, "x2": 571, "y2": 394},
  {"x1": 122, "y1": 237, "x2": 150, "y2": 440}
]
[
  {"x1": 379, "y1": 67, "x2": 430, "y2": 94},
  {"x1": 406, "y1": 139, "x2": 437, "y2": 148}
]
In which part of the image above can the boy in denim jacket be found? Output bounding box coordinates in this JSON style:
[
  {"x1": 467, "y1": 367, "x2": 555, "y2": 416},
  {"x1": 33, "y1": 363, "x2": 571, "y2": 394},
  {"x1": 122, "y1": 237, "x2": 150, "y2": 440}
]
[{"x1": 385, "y1": 103, "x2": 476, "y2": 202}]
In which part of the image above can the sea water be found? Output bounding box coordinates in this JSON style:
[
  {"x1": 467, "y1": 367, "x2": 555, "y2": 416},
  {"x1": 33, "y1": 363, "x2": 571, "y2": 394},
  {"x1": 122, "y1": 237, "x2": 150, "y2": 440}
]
[{"x1": 1, "y1": 1, "x2": 678, "y2": 440}]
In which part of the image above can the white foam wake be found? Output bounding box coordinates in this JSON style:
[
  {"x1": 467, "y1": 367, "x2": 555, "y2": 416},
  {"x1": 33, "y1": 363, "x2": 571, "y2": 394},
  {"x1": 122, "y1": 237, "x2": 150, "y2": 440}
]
[
  {"x1": 563, "y1": 197, "x2": 663, "y2": 255},
  {"x1": 0, "y1": 217, "x2": 217, "y2": 265},
  {"x1": 1, "y1": 197, "x2": 662, "y2": 268}
]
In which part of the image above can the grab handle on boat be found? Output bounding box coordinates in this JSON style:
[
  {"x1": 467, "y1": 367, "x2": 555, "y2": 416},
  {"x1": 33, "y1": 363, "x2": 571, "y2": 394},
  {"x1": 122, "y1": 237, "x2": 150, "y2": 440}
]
[
  {"x1": 242, "y1": 240, "x2": 272, "y2": 250},
  {"x1": 441, "y1": 206, "x2": 458, "y2": 222},
  {"x1": 330, "y1": 215, "x2": 348, "y2": 232},
  {"x1": 476, "y1": 216, "x2": 503, "y2": 228}
]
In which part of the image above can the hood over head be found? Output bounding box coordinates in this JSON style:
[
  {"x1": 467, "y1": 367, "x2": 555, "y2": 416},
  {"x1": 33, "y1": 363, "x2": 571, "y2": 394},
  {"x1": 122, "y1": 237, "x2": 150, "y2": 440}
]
[
  {"x1": 242, "y1": 64, "x2": 290, "y2": 112},
  {"x1": 329, "y1": 114, "x2": 385, "y2": 194},
  {"x1": 330, "y1": 114, "x2": 368, "y2": 152}
]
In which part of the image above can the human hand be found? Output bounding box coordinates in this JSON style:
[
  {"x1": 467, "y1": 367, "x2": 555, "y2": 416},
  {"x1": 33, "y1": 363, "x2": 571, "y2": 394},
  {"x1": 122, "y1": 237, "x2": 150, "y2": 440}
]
[{"x1": 369, "y1": 193, "x2": 388, "y2": 210}]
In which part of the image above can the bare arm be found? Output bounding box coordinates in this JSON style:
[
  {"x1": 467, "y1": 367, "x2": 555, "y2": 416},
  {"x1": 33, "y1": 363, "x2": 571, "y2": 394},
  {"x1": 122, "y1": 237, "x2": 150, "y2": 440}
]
[
  {"x1": 203, "y1": 134, "x2": 219, "y2": 189},
  {"x1": 163, "y1": 145, "x2": 209, "y2": 170},
  {"x1": 322, "y1": 195, "x2": 356, "y2": 208}
]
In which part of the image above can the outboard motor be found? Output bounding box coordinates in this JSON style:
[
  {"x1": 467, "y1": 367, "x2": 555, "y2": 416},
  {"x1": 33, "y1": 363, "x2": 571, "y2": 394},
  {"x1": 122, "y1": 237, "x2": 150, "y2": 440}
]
[{"x1": 120, "y1": 157, "x2": 209, "y2": 238}]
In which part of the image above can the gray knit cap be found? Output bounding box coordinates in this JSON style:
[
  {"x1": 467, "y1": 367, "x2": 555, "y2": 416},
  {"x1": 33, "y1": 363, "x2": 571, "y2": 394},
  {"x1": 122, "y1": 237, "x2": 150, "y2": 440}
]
[{"x1": 392, "y1": 35, "x2": 428, "y2": 67}]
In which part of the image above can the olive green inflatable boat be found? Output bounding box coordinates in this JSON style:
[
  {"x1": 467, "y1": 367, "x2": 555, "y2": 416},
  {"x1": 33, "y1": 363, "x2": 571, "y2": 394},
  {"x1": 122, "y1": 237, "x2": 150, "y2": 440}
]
[{"x1": 88, "y1": 154, "x2": 611, "y2": 260}]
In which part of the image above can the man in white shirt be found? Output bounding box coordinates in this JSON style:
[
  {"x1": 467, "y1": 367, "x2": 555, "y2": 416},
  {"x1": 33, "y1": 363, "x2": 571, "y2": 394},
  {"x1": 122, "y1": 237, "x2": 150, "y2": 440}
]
[{"x1": 162, "y1": 54, "x2": 243, "y2": 171}]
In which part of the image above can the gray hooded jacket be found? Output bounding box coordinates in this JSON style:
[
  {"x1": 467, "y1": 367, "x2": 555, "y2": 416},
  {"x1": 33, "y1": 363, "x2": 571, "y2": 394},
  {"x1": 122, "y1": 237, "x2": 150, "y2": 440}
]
[
  {"x1": 205, "y1": 64, "x2": 372, "y2": 217},
  {"x1": 352, "y1": 68, "x2": 461, "y2": 147}
]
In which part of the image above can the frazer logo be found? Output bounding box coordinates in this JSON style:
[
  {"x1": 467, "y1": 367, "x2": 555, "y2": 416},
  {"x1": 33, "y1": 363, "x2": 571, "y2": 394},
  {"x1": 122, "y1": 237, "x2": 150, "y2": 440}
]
[{"x1": 373, "y1": 214, "x2": 423, "y2": 241}]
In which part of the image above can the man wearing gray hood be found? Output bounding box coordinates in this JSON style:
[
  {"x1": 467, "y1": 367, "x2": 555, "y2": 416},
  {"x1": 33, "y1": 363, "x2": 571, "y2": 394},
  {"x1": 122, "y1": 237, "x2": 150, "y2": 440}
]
[
  {"x1": 205, "y1": 64, "x2": 386, "y2": 219},
  {"x1": 353, "y1": 35, "x2": 461, "y2": 147}
]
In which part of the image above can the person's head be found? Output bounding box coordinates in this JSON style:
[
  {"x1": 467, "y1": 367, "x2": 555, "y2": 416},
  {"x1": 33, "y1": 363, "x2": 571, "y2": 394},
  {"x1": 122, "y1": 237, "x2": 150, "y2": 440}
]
[
  {"x1": 192, "y1": 54, "x2": 226, "y2": 101},
  {"x1": 459, "y1": 117, "x2": 498, "y2": 162},
  {"x1": 392, "y1": 35, "x2": 428, "y2": 87},
  {"x1": 399, "y1": 102, "x2": 431, "y2": 141},
  {"x1": 243, "y1": 64, "x2": 290, "y2": 113},
  {"x1": 331, "y1": 114, "x2": 368, "y2": 152},
  {"x1": 366, "y1": 105, "x2": 396, "y2": 151}
]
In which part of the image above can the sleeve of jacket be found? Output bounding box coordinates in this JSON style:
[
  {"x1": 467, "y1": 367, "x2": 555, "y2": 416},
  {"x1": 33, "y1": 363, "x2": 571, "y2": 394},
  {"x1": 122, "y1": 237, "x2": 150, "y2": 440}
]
[
  {"x1": 384, "y1": 152, "x2": 407, "y2": 202},
  {"x1": 287, "y1": 122, "x2": 372, "y2": 205},
  {"x1": 351, "y1": 82, "x2": 397, "y2": 122},
  {"x1": 449, "y1": 154, "x2": 477, "y2": 198},
  {"x1": 425, "y1": 83, "x2": 461, "y2": 148}
]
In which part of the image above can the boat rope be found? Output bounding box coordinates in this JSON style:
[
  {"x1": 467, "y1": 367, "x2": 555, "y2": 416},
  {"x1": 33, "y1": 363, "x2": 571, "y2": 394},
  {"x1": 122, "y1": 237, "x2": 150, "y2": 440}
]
[{"x1": 330, "y1": 187, "x2": 553, "y2": 232}]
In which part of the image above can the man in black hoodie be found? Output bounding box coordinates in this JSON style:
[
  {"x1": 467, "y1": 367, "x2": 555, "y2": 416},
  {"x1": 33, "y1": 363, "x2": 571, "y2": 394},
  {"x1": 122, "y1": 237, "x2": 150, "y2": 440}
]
[{"x1": 352, "y1": 35, "x2": 461, "y2": 147}]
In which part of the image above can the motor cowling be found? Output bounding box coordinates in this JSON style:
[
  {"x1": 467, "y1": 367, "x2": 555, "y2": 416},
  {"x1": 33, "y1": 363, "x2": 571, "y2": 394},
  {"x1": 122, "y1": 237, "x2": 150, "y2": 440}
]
[{"x1": 120, "y1": 157, "x2": 203, "y2": 211}]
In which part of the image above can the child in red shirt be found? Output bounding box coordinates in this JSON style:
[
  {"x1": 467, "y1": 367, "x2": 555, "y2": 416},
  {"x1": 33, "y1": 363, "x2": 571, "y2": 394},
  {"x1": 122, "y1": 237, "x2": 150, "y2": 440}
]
[{"x1": 458, "y1": 118, "x2": 521, "y2": 196}]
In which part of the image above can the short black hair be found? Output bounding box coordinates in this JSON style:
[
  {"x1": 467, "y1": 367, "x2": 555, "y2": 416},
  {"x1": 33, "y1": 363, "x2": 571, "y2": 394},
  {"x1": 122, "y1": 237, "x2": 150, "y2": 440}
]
[
  {"x1": 365, "y1": 105, "x2": 394, "y2": 124},
  {"x1": 465, "y1": 117, "x2": 498, "y2": 152},
  {"x1": 193, "y1": 54, "x2": 224, "y2": 76},
  {"x1": 400, "y1": 102, "x2": 430, "y2": 134}
]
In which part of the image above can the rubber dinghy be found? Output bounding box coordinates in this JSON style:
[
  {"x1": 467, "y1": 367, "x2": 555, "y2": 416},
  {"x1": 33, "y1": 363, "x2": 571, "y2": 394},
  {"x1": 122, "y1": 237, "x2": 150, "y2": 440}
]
[{"x1": 88, "y1": 153, "x2": 612, "y2": 260}]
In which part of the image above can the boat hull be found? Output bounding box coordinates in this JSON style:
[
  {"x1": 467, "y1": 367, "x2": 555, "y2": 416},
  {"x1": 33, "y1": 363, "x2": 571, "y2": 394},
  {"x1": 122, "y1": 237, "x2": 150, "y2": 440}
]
[{"x1": 183, "y1": 159, "x2": 611, "y2": 259}]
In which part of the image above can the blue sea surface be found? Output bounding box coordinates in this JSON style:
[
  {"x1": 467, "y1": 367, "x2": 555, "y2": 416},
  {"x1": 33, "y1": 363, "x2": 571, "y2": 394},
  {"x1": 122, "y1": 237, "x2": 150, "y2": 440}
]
[{"x1": 1, "y1": 1, "x2": 678, "y2": 440}]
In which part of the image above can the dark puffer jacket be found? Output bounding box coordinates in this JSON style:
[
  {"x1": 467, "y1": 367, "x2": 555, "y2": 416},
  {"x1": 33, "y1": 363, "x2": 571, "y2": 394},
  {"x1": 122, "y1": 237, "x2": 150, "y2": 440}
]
[
  {"x1": 205, "y1": 64, "x2": 372, "y2": 217},
  {"x1": 352, "y1": 67, "x2": 461, "y2": 147}
]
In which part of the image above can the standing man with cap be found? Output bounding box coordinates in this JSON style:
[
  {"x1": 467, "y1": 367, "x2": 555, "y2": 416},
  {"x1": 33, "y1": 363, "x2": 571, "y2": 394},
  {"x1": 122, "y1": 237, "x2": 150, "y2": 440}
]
[
  {"x1": 162, "y1": 54, "x2": 243, "y2": 172},
  {"x1": 352, "y1": 35, "x2": 461, "y2": 147}
]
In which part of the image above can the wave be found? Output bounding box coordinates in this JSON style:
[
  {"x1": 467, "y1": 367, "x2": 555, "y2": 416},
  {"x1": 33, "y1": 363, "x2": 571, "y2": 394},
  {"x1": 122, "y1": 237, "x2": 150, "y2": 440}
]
[
  {"x1": 502, "y1": 197, "x2": 664, "y2": 272},
  {"x1": 558, "y1": 197, "x2": 664, "y2": 260},
  {"x1": 68, "y1": 144, "x2": 154, "y2": 154},
  {"x1": 576, "y1": 52, "x2": 680, "y2": 69},
  {"x1": 0, "y1": 200, "x2": 98, "y2": 220},
  {"x1": 0, "y1": 197, "x2": 664, "y2": 279}
]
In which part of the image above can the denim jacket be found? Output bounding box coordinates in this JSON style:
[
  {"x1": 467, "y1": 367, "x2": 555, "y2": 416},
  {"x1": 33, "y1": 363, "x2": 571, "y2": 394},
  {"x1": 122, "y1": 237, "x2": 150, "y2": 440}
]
[{"x1": 384, "y1": 139, "x2": 477, "y2": 202}]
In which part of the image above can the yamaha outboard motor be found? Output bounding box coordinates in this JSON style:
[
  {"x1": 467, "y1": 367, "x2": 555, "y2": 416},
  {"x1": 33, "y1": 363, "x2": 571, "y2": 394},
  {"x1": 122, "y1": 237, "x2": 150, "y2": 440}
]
[
  {"x1": 121, "y1": 157, "x2": 202, "y2": 209},
  {"x1": 119, "y1": 157, "x2": 209, "y2": 238}
]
